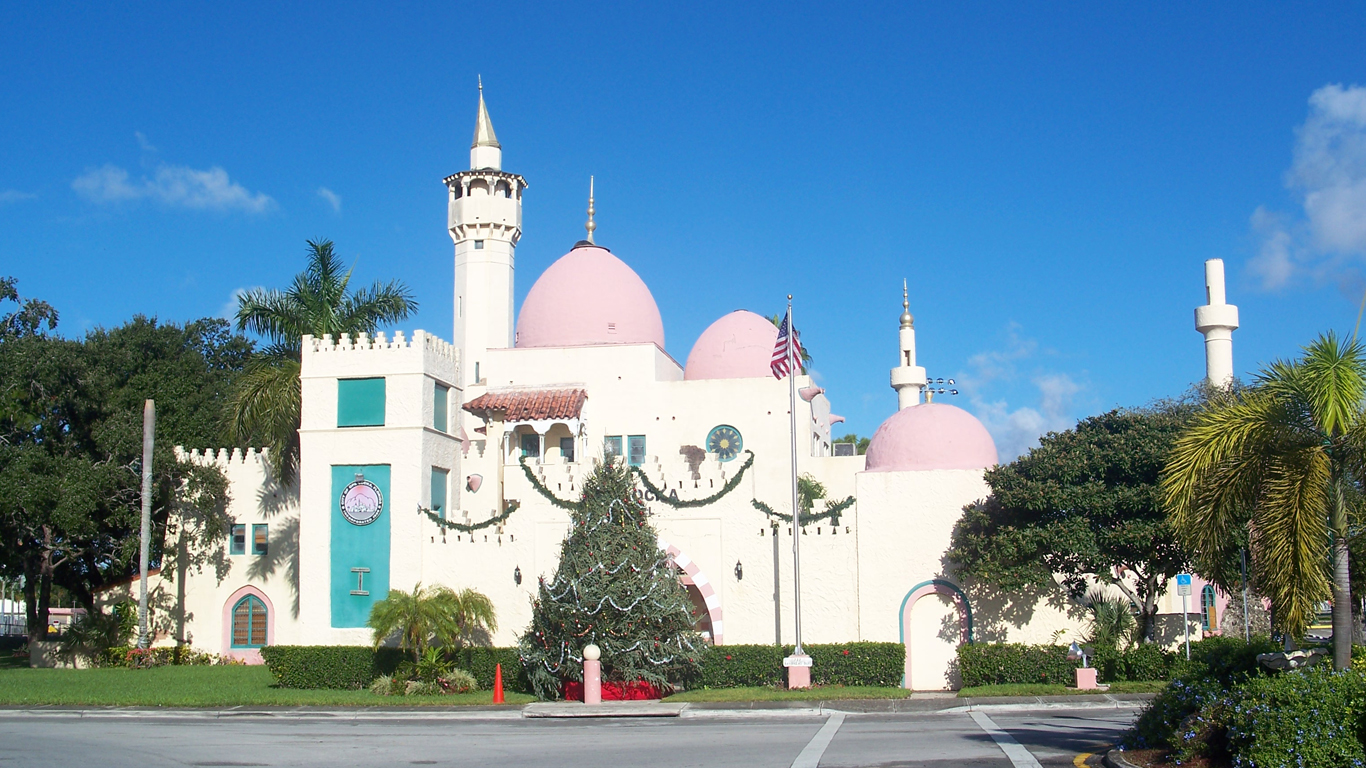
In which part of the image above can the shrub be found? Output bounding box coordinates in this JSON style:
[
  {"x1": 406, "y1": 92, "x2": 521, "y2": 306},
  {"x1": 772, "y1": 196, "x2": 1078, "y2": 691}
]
[
  {"x1": 98, "y1": 645, "x2": 218, "y2": 668},
  {"x1": 441, "y1": 669, "x2": 477, "y2": 694},
  {"x1": 1223, "y1": 666, "x2": 1366, "y2": 768},
  {"x1": 452, "y1": 646, "x2": 532, "y2": 693},
  {"x1": 695, "y1": 643, "x2": 903, "y2": 689},
  {"x1": 957, "y1": 643, "x2": 1075, "y2": 687},
  {"x1": 259, "y1": 646, "x2": 377, "y2": 690}
]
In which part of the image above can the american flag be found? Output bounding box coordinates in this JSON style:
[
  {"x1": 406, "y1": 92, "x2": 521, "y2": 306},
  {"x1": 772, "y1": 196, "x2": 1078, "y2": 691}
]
[{"x1": 771, "y1": 309, "x2": 803, "y2": 379}]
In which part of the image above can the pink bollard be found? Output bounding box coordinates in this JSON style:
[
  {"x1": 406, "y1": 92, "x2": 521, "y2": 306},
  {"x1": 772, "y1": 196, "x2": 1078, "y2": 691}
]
[{"x1": 583, "y1": 643, "x2": 602, "y2": 704}]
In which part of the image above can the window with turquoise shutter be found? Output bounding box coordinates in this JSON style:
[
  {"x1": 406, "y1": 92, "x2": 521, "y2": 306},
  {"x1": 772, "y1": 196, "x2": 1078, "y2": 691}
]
[
  {"x1": 431, "y1": 468, "x2": 449, "y2": 519},
  {"x1": 433, "y1": 384, "x2": 449, "y2": 432},
  {"x1": 231, "y1": 595, "x2": 267, "y2": 648},
  {"x1": 337, "y1": 378, "x2": 386, "y2": 427}
]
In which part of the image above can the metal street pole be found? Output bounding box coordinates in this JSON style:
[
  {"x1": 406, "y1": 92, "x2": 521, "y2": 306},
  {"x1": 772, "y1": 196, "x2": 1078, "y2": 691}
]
[
  {"x1": 138, "y1": 399, "x2": 155, "y2": 649},
  {"x1": 1183, "y1": 592, "x2": 1190, "y2": 660},
  {"x1": 787, "y1": 295, "x2": 804, "y2": 657},
  {"x1": 1241, "y1": 548, "x2": 1249, "y2": 642}
]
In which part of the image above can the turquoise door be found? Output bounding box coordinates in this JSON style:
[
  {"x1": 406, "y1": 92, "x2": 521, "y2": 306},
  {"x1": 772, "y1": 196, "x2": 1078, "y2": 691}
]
[{"x1": 330, "y1": 465, "x2": 391, "y2": 628}]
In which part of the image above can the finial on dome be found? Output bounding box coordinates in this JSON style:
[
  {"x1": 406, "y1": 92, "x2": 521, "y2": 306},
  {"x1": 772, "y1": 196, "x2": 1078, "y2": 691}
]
[
  {"x1": 585, "y1": 175, "x2": 596, "y2": 244},
  {"x1": 472, "y1": 76, "x2": 500, "y2": 149},
  {"x1": 899, "y1": 278, "x2": 914, "y2": 328}
]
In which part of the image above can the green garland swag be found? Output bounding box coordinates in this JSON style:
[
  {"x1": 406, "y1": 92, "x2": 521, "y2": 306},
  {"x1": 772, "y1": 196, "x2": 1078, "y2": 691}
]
[
  {"x1": 518, "y1": 450, "x2": 755, "y2": 511},
  {"x1": 751, "y1": 495, "x2": 854, "y2": 526},
  {"x1": 420, "y1": 500, "x2": 521, "y2": 533},
  {"x1": 630, "y1": 450, "x2": 755, "y2": 508}
]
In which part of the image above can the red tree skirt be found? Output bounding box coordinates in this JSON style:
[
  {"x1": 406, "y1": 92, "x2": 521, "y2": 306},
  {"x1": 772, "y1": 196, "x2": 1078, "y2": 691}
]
[{"x1": 563, "y1": 679, "x2": 669, "y2": 701}]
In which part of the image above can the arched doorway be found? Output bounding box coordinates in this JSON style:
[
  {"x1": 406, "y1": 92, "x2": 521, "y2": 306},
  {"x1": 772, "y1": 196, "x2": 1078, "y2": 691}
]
[
  {"x1": 221, "y1": 586, "x2": 274, "y2": 664},
  {"x1": 898, "y1": 579, "x2": 972, "y2": 690},
  {"x1": 657, "y1": 538, "x2": 723, "y2": 644}
]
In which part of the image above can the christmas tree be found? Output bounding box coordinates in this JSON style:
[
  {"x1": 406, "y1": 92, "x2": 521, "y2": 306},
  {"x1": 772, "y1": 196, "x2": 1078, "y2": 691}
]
[{"x1": 519, "y1": 457, "x2": 705, "y2": 700}]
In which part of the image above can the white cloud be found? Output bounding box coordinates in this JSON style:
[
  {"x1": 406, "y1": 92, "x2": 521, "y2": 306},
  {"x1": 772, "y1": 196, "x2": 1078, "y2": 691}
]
[
  {"x1": 0, "y1": 190, "x2": 36, "y2": 204},
  {"x1": 317, "y1": 186, "x2": 342, "y2": 213},
  {"x1": 219, "y1": 286, "x2": 262, "y2": 321},
  {"x1": 73, "y1": 163, "x2": 274, "y2": 213},
  {"x1": 1253, "y1": 83, "x2": 1366, "y2": 289},
  {"x1": 135, "y1": 131, "x2": 157, "y2": 154},
  {"x1": 959, "y1": 325, "x2": 1084, "y2": 461}
]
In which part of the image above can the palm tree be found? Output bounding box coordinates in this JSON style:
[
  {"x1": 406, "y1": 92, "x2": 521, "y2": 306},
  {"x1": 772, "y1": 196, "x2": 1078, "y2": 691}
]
[
  {"x1": 368, "y1": 583, "x2": 498, "y2": 661},
  {"x1": 1163, "y1": 332, "x2": 1366, "y2": 670},
  {"x1": 227, "y1": 239, "x2": 416, "y2": 483}
]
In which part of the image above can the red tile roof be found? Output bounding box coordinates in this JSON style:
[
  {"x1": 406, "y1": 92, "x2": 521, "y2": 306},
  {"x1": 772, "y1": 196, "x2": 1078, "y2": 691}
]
[{"x1": 462, "y1": 388, "x2": 587, "y2": 421}]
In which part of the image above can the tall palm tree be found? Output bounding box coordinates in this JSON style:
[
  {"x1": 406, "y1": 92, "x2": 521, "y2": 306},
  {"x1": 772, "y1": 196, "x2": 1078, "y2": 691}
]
[
  {"x1": 227, "y1": 239, "x2": 416, "y2": 483},
  {"x1": 368, "y1": 583, "x2": 498, "y2": 661},
  {"x1": 1163, "y1": 332, "x2": 1366, "y2": 669}
]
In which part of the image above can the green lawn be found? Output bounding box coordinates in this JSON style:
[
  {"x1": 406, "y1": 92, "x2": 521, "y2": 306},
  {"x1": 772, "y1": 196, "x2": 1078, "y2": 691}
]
[
  {"x1": 665, "y1": 685, "x2": 914, "y2": 702},
  {"x1": 957, "y1": 681, "x2": 1168, "y2": 697},
  {"x1": 0, "y1": 665, "x2": 535, "y2": 707}
]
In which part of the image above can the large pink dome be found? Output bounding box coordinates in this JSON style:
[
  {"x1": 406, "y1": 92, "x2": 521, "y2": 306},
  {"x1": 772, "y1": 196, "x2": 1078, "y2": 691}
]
[
  {"x1": 515, "y1": 244, "x2": 665, "y2": 350},
  {"x1": 684, "y1": 310, "x2": 778, "y2": 380},
  {"x1": 864, "y1": 403, "x2": 999, "y2": 472}
]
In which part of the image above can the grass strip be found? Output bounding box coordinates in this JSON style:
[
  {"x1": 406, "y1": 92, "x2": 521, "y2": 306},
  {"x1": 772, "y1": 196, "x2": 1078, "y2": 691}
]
[
  {"x1": 0, "y1": 665, "x2": 534, "y2": 707},
  {"x1": 957, "y1": 680, "x2": 1167, "y2": 697},
  {"x1": 665, "y1": 685, "x2": 913, "y2": 702}
]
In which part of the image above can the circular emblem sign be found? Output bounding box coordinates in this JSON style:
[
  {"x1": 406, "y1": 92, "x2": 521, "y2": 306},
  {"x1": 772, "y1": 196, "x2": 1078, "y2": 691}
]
[
  {"x1": 340, "y1": 477, "x2": 384, "y2": 526},
  {"x1": 706, "y1": 425, "x2": 743, "y2": 462}
]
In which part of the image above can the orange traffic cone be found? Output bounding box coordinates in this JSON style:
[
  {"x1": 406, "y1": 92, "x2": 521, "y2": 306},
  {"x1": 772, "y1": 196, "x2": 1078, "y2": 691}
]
[{"x1": 492, "y1": 662, "x2": 505, "y2": 704}]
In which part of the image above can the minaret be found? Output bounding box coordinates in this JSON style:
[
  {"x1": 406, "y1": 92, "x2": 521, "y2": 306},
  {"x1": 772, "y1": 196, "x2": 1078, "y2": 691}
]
[
  {"x1": 1194, "y1": 259, "x2": 1239, "y2": 388},
  {"x1": 890, "y1": 280, "x2": 928, "y2": 409},
  {"x1": 444, "y1": 79, "x2": 527, "y2": 387}
]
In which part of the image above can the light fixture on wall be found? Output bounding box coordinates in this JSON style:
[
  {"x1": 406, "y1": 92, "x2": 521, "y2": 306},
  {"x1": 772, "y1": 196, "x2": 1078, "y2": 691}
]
[
  {"x1": 734, "y1": 561, "x2": 743, "y2": 581},
  {"x1": 513, "y1": 566, "x2": 522, "y2": 586},
  {"x1": 467, "y1": 474, "x2": 483, "y2": 493},
  {"x1": 798, "y1": 386, "x2": 824, "y2": 403}
]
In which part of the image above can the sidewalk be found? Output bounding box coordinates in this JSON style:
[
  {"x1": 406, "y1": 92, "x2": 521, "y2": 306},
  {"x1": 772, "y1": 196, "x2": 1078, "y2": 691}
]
[{"x1": 0, "y1": 692, "x2": 1154, "y2": 720}]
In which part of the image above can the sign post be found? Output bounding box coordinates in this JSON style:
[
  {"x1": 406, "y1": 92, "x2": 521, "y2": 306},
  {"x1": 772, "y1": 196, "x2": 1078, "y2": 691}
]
[{"x1": 1177, "y1": 574, "x2": 1193, "y2": 660}]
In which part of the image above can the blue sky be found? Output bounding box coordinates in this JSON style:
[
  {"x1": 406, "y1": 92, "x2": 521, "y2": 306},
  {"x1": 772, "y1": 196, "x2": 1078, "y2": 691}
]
[{"x1": 4, "y1": 3, "x2": 1366, "y2": 458}]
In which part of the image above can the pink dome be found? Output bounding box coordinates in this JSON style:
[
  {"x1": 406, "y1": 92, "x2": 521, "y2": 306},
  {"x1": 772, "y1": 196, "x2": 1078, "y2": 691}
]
[
  {"x1": 864, "y1": 403, "x2": 999, "y2": 472},
  {"x1": 684, "y1": 310, "x2": 779, "y2": 380},
  {"x1": 516, "y1": 244, "x2": 665, "y2": 350}
]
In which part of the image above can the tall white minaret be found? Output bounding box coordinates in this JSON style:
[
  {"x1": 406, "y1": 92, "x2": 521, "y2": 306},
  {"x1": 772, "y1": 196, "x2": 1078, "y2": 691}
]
[
  {"x1": 1194, "y1": 259, "x2": 1239, "y2": 388},
  {"x1": 890, "y1": 280, "x2": 928, "y2": 409},
  {"x1": 445, "y1": 79, "x2": 527, "y2": 387}
]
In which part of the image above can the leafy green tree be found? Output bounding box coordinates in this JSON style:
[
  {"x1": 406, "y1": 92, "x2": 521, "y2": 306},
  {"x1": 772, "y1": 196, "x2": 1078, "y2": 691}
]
[
  {"x1": 1164, "y1": 333, "x2": 1366, "y2": 669},
  {"x1": 0, "y1": 276, "x2": 58, "y2": 339},
  {"x1": 368, "y1": 583, "x2": 497, "y2": 662},
  {"x1": 519, "y1": 458, "x2": 704, "y2": 700},
  {"x1": 229, "y1": 239, "x2": 417, "y2": 484},
  {"x1": 949, "y1": 405, "x2": 1195, "y2": 643},
  {"x1": 834, "y1": 433, "x2": 870, "y2": 455},
  {"x1": 0, "y1": 315, "x2": 246, "y2": 637}
]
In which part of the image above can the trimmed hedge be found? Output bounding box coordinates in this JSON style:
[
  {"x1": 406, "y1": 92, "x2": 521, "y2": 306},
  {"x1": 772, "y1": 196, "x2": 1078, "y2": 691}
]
[
  {"x1": 958, "y1": 642, "x2": 1178, "y2": 687},
  {"x1": 262, "y1": 643, "x2": 902, "y2": 691},
  {"x1": 696, "y1": 643, "x2": 904, "y2": 689},
  {"x1": 97, "y1": 645, "x2": 219, "y2": 667}
]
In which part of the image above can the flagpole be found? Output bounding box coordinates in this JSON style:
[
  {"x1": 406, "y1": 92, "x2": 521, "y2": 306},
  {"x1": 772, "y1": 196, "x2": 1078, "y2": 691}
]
[{"x1": 787, "y1": 294, "x2": 804, "y2": 657}]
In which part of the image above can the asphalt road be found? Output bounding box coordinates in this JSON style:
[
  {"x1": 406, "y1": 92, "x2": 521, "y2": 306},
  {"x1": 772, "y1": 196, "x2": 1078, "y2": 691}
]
[{"x1": 0, "y1": 707, "x2": 1135, "y2": 767}]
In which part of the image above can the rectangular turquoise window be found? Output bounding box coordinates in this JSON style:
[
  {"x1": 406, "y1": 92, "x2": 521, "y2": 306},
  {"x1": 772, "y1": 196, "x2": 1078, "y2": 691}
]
[
  {"x1": 431, "y1": 468, "x2": 449, "y2": 519},
  {"x1": 628, "y1": 435, "x2": 646, "y2": 466},
  {"x1": 433, "y1": 384, "x2": 449, "y2": 432},
  {"x1": 252, "y1": 524, "x2": 268, "y2": 555},
  {"x1": 230, "y1": 524, "x2": 246, "y2": 555},
  {"x1": 338, "y1": 377, "x2": 386, "y2": 427}
]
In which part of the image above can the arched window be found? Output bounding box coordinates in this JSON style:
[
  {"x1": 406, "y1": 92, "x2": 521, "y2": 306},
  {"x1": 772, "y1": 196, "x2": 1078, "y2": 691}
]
[
  {"x1": 1200, "y1": 585, "x2": 1217, "y2": 631},
  {"x1": 232, "y1": 595, "x2": 267, "y2": 648}
]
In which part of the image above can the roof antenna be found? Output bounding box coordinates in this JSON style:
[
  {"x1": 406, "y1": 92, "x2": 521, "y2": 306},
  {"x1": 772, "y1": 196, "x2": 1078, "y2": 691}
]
[{"x1": 585, "y1": 175, "x2": 596, "y2": 244}]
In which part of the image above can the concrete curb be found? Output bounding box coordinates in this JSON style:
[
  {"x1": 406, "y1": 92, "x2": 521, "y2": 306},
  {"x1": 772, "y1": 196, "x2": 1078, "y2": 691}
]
[
  {"x1": 0, "y1": 692, "x2": 1154, "y2": 720},
  {"x1": 1103, "y1": 748, "x2": 1143, "y2": 768}
]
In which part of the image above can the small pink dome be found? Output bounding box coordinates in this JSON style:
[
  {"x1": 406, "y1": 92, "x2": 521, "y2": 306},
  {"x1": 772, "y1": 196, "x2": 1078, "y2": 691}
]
[
  {"x1": 864, "y1": 403, "x2": 999, "y2": 472},
  {"x1": 516, "y1": 244, "x2": 665, "y2": 350},
  {"x1": 684, "y1": 310, "x2": 778, "y2": 380}
]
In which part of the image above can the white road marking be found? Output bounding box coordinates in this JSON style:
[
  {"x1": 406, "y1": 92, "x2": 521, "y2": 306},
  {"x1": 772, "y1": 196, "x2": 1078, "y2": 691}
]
[
  {"x1": 970, "y1": 710, "x2": 1043, "y2": 768},
  {"x1": 790, "y1": 712, "x2": 845, "y2": 768}
]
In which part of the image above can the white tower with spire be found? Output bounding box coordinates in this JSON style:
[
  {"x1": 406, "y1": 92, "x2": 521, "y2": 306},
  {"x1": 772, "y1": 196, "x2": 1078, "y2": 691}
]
[
  {"x1": 890, "y1": 281, "x2": 928, "y2": 409},
  {"x1": 1195, "y1": 259, "x2": 1239, "y2": 388},
  {"x1": 445, "y1": 80, "x2": 527, "y2": 387}
]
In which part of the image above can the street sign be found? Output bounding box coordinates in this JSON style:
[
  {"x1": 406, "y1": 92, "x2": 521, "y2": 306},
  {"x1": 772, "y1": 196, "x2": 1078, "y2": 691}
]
[
  {"x1": 1176, "y1": 573, "x2": 1192, "y2": 596},
  {"x1": 782, "y1": 655, "x2": 813, "y2": 668}
]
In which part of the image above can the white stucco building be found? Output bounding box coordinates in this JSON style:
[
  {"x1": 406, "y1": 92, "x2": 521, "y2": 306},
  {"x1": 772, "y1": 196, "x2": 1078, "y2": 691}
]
[{"x1": 109, "y1": 89, "x2": 1238, "y2": 690}]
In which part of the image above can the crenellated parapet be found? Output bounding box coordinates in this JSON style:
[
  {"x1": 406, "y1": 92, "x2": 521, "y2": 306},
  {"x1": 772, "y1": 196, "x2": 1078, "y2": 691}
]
[
  {"x1": 176, "y1": 445, "x2": 273, "y2": 466},
  {"x1": 301, "y1": 330, "x2": 459, "y2": 384}
]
